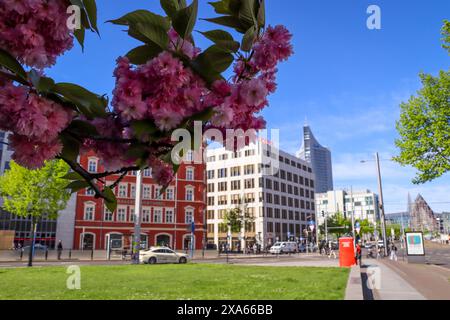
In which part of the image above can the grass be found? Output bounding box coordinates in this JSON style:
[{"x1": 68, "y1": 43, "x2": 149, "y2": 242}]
[{"x1": 0, "y1": 264, "x2": 349, "y2": 300}]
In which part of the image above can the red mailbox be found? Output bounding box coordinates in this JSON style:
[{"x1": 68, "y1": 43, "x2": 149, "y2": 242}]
[{"x1": 339, "y1": 237, "x2": 355, "y2": 267}]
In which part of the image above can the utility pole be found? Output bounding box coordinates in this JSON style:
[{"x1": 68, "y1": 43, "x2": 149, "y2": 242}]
[
  {"x1": 132, "y1": 170, "x2": 143, "y2": 264},
  {"x1": 375, "y1": 153, "x2": 388, "y2": 256},
  {"x1": 350, "y1": 186, "x2": 356, "y2": 250}
]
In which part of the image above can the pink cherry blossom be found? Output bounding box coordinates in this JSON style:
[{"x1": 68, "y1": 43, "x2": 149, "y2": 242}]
[
  {"x1": 0, "y1": 0, "x2": 74, "y2": 68},
  {"x1": 239, "y1": 79, "x2": 268, "y2": 107}
]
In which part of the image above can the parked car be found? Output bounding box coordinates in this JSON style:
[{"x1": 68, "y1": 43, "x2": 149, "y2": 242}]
[
  {"x1": 269, "y1": 242, "x2": 298, "y2": 254},
  {"x1": 139, "y1": 247, "x2": 189, "y2": 265}
]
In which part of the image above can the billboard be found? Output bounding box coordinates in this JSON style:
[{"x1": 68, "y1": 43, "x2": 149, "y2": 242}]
[{"x1": 405, "y1": 232, "x2": 425, "y2": 256}]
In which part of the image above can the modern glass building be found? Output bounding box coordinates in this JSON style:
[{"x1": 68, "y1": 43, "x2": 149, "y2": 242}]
[{"x1": 297, "y1": 125, "x2": 333, "y2": 193}]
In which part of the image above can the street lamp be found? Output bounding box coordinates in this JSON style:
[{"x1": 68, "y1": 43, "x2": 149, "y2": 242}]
[{"x1": 360, "y1": 153, "x2": 389, "y2": 256}]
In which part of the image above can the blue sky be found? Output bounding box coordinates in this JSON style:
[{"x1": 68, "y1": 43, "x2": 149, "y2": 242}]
[{"x1": 47, "y1": 0, "x2": 450, "y2": 213}]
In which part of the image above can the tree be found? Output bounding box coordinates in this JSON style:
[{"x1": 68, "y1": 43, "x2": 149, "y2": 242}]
[
  {"x1": 442, "y1": 20, "x2": 450, "y2": 53},
  {"x1": 0, "y1": 0, "x2": 293, "y2": 212},
  {"x1": 0, "y1": 160, "x2": 71, "y2": 266},
  {"x1": 394, "y1": 21, "x2": 450, "y2": 184},
  {"x1": 220, "y1": 207, "x2": 255, "y2": 245},
  {"x1": 319, "y1": 212, "x2": 352, "y2": 239}
]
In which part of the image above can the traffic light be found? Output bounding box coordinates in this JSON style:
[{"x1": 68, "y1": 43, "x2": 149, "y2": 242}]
[{"x1": 321, "y1": 211, "x2": 325, "y2": 218}]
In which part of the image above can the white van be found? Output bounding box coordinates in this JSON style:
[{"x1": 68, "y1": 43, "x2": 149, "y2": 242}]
[{"x1": 269, "y1": 242, "x2": 298, "y2": 254}]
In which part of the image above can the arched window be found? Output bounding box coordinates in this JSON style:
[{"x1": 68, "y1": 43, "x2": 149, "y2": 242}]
[
  {"x1": 84, "y1": 202, "x2": 96, "y2": 221},
  {"x1": 87, "y1": 158, "x2": 98, "y2": 173},
  {"x1": 185, "y1": 186, "x2": 194, "y2": 202}
]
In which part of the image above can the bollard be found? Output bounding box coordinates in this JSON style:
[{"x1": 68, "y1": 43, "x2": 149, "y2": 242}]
[
  {"x1": 91, "y1": 249, "x2": 94, "y2": 261},
  {"x1": 69, "y1": 249, "x2": 72, "y2": 260},
  {"x1": 20, "y1": 249, "x2": 23, "y2": 261},
  {"x1": 45, "y1": 249, "x2": 48, "y2": 261}
]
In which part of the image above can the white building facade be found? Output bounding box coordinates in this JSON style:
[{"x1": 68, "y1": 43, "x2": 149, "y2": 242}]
[
  {"x1": 315, "y1": 189, "x2": 379, "y2": 227},
  {"x1": 206, "y1": 140, "x2": 316, "y2": 250}
]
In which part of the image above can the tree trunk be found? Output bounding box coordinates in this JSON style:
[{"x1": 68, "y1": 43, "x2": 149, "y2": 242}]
[{"x1": 27, "y1": 217, "x2": 37, "y2": 267}]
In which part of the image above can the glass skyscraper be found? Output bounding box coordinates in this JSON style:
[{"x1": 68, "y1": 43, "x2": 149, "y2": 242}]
[{"x1": 296, "y1": 125, "x2": 333, "y2": 193}]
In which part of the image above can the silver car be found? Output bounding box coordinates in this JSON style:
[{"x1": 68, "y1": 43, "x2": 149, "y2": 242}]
[{"x1": 139, "y1": 247, "x2": 189, "y2": 265}]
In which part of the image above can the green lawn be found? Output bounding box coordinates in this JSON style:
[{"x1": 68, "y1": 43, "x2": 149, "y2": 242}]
[{"x1": 0, "y1": 264, "x2": 349, "y2": 300}]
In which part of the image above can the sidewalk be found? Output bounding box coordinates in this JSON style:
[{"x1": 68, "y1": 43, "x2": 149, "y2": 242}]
[
  {"x1": 382, "y1": 259, "x2": 450, "y2": 300},
  {"x1": 361, "y1": 259, "x2": 425, "y2": 300}
]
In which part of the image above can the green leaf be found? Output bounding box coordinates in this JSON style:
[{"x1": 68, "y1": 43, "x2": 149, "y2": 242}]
[
  {"x1": 161, "y1": 0, "x2": 180, "y2": 18},
  {"x1": 192, "y1": 45, "x2": 233, "y2": 83},
  {"x1": 108, "y1": 10, "x2": 170, "y2": 30},
  {"x1": 59, "y1": 133, "x2": 81, "y2": 162},
  {"x1": 0, "y1": 48, "x2": 27, "y2": 80},
  {"x1": 200, "y1": 30, "x2": 240, "y2": 52},
  {"x1": 66, "y1": 180, "x2": 90, "y2": 193},
  {"x1": 28, "y1": 70, "x2": 56, "y2": 94},
  {"x1": 190, "y1": 107, "x2": 216, "y2": 122},
  {"x1": 83, "y1": 0, "x2": 99, "y2": 34},
  {"x1": 239, "y1": 0, "x2": 257, "y2": 28},
  {"x1": 74, "y1": 27, "x2": 86, "y2": 51},
  {"x1": 241, "y1": 26, "x2": 257, "y2": 52},
  {"x1": 195, "y1": 45, "x2": 234, "y2": 72},
  {"x1": 103, "y1": 187, "x2": 117, "y2": 212},
  {"x1": 203, "y1": 16, "x2": 246, "y2": 33},
  {"x1": 62, "y1": 172, "x2": 84, "y2": 180},
  {"x1": 52, "y1": 83, "x2": 107, "y2": 118},
  {"x1": 173, "y1": 0, "x2": 198, "y2": 39},
  {"x1": 131, "y1": 120, "x2": 158, "y2": 137},
  {"x1": 257, "y1": 0, "x2": 265, "y2": 27},
  {"x1": 208, "y1": 0, "x2": 231, "y2": 14},
  {"x1": 126, "y1": 44, "x2": 163, "y2": 65},
  {"x1": 66, "y1": 119, "x2": 99, "y2": 137},
  {"x1": 134, "y1": 22, "x2": 169, "y2": 49}
]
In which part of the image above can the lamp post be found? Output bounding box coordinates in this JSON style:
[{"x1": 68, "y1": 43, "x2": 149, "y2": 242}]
[
  {"x1": 132, "y1": 170, "x2": 143, "y2": 264},
  {"x1": 361, "y1": 153, "x2": 388, "y2": 256}
]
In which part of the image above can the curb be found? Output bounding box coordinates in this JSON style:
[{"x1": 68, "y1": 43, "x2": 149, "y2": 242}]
[{"x1": 345, "y1": 265, "x2": 364, "y2": 300}]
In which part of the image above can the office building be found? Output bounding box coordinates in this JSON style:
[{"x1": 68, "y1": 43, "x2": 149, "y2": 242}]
[
  {"x1": 296, "y1": 125, "x2": 333, "y2": 193},
  {"x1": 206, "y1": 140, "x2": 316, "y2": 250}
]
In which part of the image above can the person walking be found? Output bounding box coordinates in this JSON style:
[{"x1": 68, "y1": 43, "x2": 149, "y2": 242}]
[
  {"x1": 390, "y1": 243, "x2": 398, "y2": 261},
  {"x1": 57, "y1": 240, "x2": 63, "y2": 260},
  {"x1": 356, "y1": 242, "x2": 362, "y2": 266},
  {"x1": 328, "y1": 241, "x2": 336, "y2": 259}
]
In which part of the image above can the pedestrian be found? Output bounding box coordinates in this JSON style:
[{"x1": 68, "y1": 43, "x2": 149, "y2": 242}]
[
  {"x1": 57, "y1": 240, "x2": 63, "y2": 260},
  {"x1": 253, "y1": 243, "x2": 257, "y2": 255},
  {"x1": 390, "y1": 243, "x2": 398, "y2": 261},
  {"x1": 328, "y1": 241, "x2": 336, "y2": 259},
  {"x1": 356, "y1": 242, "x2": 362, "y2": 266}
]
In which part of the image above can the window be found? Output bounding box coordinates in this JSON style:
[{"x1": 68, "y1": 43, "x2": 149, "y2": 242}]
[
  {"x1": 244, "y1": 179, "x2": 255, "y2": 189},
  {"x1": 245, "y1": 149, "x2": 255, "y2": 157},
  {"x1": 207, "y1": 170, "x2": 215, "y2": 179},
  {"x1": 218, "y1": 196, "x2": 227, "y2": 205},
  {"x1": 142, "y1": 208, "x2": 151, "y2": 223},
  {"x1": 219, "y1": 154, "x2": 228, "y2": 161},
  {"x1": 86, "y1": 188, "x2": 95, "y2": 196},
  {"x1": 84, "y1": 205, "x2": 95, "y2": 221},
  {"x1": 207, "y1": 156, "x2": 216, "y2": 162},
  {"x1": 165, "y1": 209, "x2": 174, "y2": 223},
  {"x1": 155, "y1": 187, "x2": 163, "y2": 200},
  {"x1": 207, "y1": 210, "x2": 215, "y2": 220},
  {"x1": 186, "y1": 167, "x2": 194, "y2": 181},
  {"x1": 88, "y1": 159, "x2": 98, "y2": 173},
  {"x1": 130, "y1": 185, "x2": 136, "y2": 198},
  {"x1": 218, "y1": 168, "x2": 227, "y2": 178},
  {"x1": 143, "y1": 185, "x2": 151, "y2": 199},
  {"x1": 130, "y1": 208, "x2": 135, "y2": 222},
  {"x1": 231, "y1": 180, "x2": 240, "y2": 190},
  {"x1": 104, "y1": 207, "x2": 113, "y2": 221},
  {"x1": 117, "y1": 207, "x2": 127, "y2": 222},
  {"x1": 231, "y1": 194, "x2": 241, "y2": 205},
  {"x1": 218, "y1": 182, "x2": 227, "y2": 192},
  {"x1": 244, "y1": 165, "x2": 255, "y2": 175},
  {"x1": 153, "y1": 209, "x2": 163, "y2": 223},
  {"x1": 185, "y1": 209, "x2": 194, "y2": 224},
  {"x1": 166, "y1": 188, "x2": 174, "y2": 200},
  {"x1": 207, "y1": 183, "x2": 215, "y2": 193},
  {"x1": 186, "y1": 187, "x2": 194, "y2": 201},
  {"x1": 230, "y1": 166, "x2": 241, "y2": 177},
  {"x1": 207, "y1": 196, "x2": 215, "y2": 206},
  {"x1": 118, "y1": 184, "x2": 127, "y2": 198},
  {"x1": 143, "y1": 168, "x2": 152, "y2": 177}
]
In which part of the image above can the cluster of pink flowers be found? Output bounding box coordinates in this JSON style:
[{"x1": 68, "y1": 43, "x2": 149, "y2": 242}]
[
  {"x1": 112, "y1": 52, "x2": 208, "y2": 132},
  {"x1": 0, "y1": 0, "x2": 73, "y2": 68},
  {"x1": 0, "y1": 81, "x2": 73, "y2": 169}
]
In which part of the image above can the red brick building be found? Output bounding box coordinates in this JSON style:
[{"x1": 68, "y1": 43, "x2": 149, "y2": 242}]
[{"x1": 73, "y1": 152, "x2": 206, "y2": 251}]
